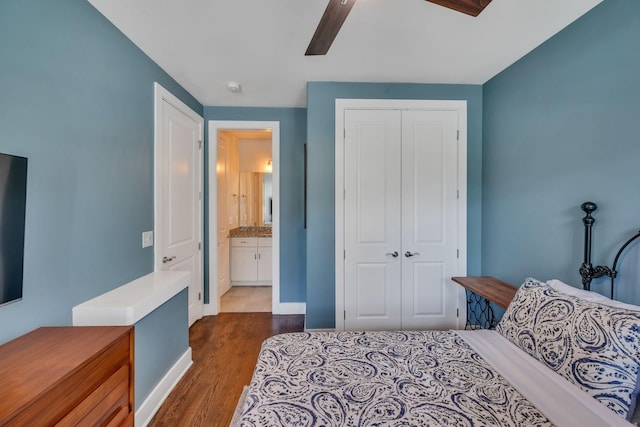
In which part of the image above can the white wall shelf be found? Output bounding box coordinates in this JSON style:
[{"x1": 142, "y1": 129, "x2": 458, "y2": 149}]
[{"x1": 72, "y1": 271, "x2": 191, "y2": 326}]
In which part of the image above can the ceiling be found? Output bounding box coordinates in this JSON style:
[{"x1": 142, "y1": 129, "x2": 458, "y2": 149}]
[{"x1": 87, "y1": 0, "x2": 602, "y2": 108}]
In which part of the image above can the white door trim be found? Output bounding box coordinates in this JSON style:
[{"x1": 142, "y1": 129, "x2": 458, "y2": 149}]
[
  {"x1": 207, "y1": 121, "x2": 287, "y2": 315},
  {"x1": 335, "y1": 98, "x2": 468, "y2": 330},
  {"x1": 153, "y1": 82, "x2": 204, "y2": 323}
]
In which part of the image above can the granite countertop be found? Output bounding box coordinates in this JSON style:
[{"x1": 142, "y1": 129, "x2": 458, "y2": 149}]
[{"x1": 229, "y1": 226, "x2": 272, "y2": 238}]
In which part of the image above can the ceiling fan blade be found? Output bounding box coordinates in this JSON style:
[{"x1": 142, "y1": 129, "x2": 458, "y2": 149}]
[
  {"x1": 425, "y1": 0, "x2": 492, "y2": 17},
  {"x1": 306, "y1": 0, "x2": 357, "y2": 56}
]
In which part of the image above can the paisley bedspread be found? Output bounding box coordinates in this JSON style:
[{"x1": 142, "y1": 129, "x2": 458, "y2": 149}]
[{"x1": 237, "y1": 330, "x2": 554, "y2": 426}]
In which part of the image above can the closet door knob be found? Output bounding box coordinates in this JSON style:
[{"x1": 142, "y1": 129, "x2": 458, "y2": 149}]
[
  {"x1": 162, "y1": 256, "x2": 176, "y2": 264},
  {"x1": 404, "y1": 251, "x2": 420, "y2": 258},
  {"x1": 386, "y1": 251, "x2": 399, "y2": 258}
]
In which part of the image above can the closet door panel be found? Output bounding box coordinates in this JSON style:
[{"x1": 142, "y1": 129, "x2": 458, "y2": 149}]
[
  {"x1": 407, "y1": 262, "x2": 445, "y2": 317},
  {"x1": 344, "y1": 109, "x2": 402, "y2": 330},
  {"x1": 410, "y1": 121, "x2": 444, "y2": 243},
  {"x1": 401, "y1": 110, "x2": 459, "y2": 330},
  {"x1": 355, "y1": 263, "x2": 395, "y2": 317}
]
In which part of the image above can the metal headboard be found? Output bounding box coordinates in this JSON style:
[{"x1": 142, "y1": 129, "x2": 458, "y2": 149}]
[{"x1": 579, "y1": 201, "x2": 640, "y2": 297}]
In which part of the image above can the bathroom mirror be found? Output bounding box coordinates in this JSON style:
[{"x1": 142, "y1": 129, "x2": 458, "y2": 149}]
[{"x1": 239, "y1": 172, "x2": 272, "y2": 226}]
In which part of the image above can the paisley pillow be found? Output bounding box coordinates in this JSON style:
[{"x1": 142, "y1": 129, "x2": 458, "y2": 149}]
[{"x1": 497, "y1": 278, "x2": 640, "y2": 420}]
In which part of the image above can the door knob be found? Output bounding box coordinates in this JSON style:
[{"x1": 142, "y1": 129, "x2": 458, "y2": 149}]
[
  {"x1": 162, "y1": 256, "x2": 176, "y2": 264},
  {"x1": 386, "y1": 251, "x2": 399, "y2": 258},
  {"x1": 404, "y1": 251, "x2": 420, "y2": 258}
]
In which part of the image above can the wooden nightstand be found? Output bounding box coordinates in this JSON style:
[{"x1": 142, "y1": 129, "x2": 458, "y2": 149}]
[{"x1": 452, "y1": 276, "x2": 518, "y2": 329}]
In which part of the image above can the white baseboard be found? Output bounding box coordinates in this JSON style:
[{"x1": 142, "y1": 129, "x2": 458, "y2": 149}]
[
  {"x1": 135, "y1": 347, "x2": 193, "y2": 427},
  {"x1": 203, "y1": 303, "x2": 218, "y2": 316},
  {"x1": 232, "y1": 281, "x2": 273, "y2": 287},
  {"x1": 272, "y1": 302, "x2": 306, "y2": 315},
  {"x1": 203, "y1": 302, "x2": 304, "y2": 316}
]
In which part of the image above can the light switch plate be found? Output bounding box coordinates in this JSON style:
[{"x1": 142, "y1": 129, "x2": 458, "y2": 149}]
[{"x1": 142, "y1": 231, "x2": 154, "y2": 248}]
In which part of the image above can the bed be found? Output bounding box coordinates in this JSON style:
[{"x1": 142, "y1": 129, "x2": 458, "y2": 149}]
[
  {"x1": 234, "y1": 278, "x2": 639, "y2": 426},
  {"x1": 234, "y1": 204, "x2": 640, "y2": 426}
]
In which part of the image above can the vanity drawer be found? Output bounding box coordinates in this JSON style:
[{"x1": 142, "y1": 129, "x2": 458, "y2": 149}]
[
  {"x1": 231, "y1": 237, "x2": 258, "y2": 247},
  {"x1": 258, "y1": 237, "x2": 272, "y2": 247}
]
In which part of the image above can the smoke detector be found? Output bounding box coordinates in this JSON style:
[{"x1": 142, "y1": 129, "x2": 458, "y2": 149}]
[{"x1": 226, "y1": 81, "x2": 241, "y2": 93}]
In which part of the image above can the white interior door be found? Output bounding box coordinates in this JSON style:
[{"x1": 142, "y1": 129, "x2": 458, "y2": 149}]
[
  {"x1": 401, "y1": 110, "x2": 460, "y2": 329},
  {"x1": 155, "y1": 84, "x2": 203, "y2": 327},
  {"x1": 217, "y1": 134, "x2": 231, "y2": 300},
  {"x1": 344, "y1": 109, "x2": 402, "y2": 330}
]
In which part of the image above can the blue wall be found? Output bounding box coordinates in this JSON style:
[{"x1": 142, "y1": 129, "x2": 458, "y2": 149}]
[
  {"x1": 306, "y1": 82, "x2": 483, "y2": 329},
  {"x1": 0, "y1": 0, "x2": 201, "y2": 408},
  {"x1": 135, "y1": 289, "x2": 188, "y2": 410},
  {"x1": 203, "y1": 107, "x2": 307, "y2": 303},
  {"x1": 483, "y1": 0, "x2": 640, "y2": 303}
]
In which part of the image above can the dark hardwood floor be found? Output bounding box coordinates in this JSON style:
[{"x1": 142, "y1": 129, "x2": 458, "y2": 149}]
[{"x1": 148, "y1": 313, "x2": 305, "y2": 427}]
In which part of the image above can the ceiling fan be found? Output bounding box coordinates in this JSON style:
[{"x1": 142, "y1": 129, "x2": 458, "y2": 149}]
[{"x1": 305, "y1": 0, "x2": 493, "y2": 56}]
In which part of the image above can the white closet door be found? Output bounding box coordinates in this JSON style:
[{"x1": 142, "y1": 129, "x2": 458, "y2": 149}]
[
  {"x1": 344, "y1": 109, "x2": 402, "y2": 330},
  {"x1": 401, "y1": 110, "x2": 459, "y2": 329}
]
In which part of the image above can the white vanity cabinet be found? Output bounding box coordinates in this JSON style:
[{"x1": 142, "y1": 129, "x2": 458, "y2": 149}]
[
  {"x1": 231, "y1": 237, "x2": 272, "y2": 284},
  {"x1": 257, "y1": 239, "x2": 272, "y2": 281}
]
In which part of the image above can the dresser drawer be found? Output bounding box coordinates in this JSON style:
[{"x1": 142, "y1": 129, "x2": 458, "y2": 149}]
[{"x1": 57, "y1": 365, "x2": 130, "y2": 427}]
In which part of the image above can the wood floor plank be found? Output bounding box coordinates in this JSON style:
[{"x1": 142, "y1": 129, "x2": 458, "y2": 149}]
[{"x1": 148, "y1": 313, "x2": 304, "y2": 427}]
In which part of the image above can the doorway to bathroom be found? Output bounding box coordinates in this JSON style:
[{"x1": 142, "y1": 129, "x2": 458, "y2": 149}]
[{"x1": 208, "y1": 121, "x2": 280, "y2": 314}]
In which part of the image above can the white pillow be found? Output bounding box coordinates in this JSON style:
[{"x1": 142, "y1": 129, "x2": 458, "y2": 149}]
[
  {"x1": 546, "y1": 279, "x2": 640, "y2": 312},
  {"x1": 546, "y1": 279, "x2": 608, "y2": 301}
]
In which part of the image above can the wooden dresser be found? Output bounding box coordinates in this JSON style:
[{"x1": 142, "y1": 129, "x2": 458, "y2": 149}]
[{"x1": 0, "y1": 326, "x2": 134, "y2": 426}]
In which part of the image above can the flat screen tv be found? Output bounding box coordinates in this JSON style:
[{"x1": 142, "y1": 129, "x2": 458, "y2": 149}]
[{"x1": 0, "y1": 152, "x2": 27, "y2": 306}]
